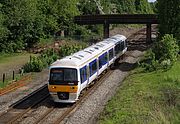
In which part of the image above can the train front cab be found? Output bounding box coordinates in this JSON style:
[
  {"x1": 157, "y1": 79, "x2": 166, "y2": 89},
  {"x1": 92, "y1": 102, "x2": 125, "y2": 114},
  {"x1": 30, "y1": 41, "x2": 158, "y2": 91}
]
[{"x1": 48, "y1": 67, "x2": 80, "y2": 103}]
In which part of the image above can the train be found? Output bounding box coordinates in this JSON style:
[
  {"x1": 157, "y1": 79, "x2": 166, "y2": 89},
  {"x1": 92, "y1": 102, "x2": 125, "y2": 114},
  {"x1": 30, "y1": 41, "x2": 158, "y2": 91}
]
[{"x1": 48, "y1": 34, "x2": 127, "y2": 103}]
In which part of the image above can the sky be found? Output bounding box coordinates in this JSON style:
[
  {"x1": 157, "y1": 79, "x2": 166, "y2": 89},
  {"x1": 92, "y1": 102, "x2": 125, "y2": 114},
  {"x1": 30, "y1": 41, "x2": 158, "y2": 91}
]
[{"x1": 148, "y1": 0, "x2": 156, "y2": 2}]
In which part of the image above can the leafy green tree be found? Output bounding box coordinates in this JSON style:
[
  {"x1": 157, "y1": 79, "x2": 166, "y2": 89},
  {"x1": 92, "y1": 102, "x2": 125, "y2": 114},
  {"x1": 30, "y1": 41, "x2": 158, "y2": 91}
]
[
  {"x1": 157, "y1": 0, "x2": 180, "y2": 46},
  {"x1": 135, "y1": 0, "x2": 154, "y2": 14},
  {"x1": 153, "y1": 34, "x2": 179, "y2": 63},
  {"x1": 54, "y1": 0, "x2": 79, "y2": 35},
  {"x1": 1, "y1": 0, "x2": 44, "y2": 50},
  {"x1": 0, "y1": 3, "x2": 9, "y2": 52},
  {"x1": 116, "y1": 0, "x2": 137, "y2": 14},
  {"x1": 78, "y1": 0, "x2": 99, "y2": 14},
  {"x1": 37, "y1": 0, "x2": 58, "y2": 37},
  {"x1": 111, "y1": 0, "x2": 153, "y2": 14}
]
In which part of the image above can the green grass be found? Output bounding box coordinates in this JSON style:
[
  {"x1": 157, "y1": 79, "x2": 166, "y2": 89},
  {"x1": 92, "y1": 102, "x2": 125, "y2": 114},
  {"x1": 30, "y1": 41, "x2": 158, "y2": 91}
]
[
  {"x1": 0, "y1": 53, "x2": 37, "y2": 64},
  {"x1": 100, "y1": 59, "x2": 180, "y2": 124}
]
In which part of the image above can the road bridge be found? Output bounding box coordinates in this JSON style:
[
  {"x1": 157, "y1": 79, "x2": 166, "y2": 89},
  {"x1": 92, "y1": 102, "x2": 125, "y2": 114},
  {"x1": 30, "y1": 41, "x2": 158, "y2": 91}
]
[{"x1": 74, "y1": 14, "x2": 158, "y2": 42}]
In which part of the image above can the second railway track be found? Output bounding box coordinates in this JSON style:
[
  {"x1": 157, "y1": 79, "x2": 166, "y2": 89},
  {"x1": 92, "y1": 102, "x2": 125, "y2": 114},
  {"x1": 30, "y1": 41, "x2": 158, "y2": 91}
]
[{"x1": 0, "y1": 84, "x2": 49, "y2": 124}]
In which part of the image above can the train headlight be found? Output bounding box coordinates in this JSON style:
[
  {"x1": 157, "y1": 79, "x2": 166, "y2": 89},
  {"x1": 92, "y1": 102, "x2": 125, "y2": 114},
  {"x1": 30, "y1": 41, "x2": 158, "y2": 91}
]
[{"x1": 70, "y1": 87, "x2": 75, "y2": 89}]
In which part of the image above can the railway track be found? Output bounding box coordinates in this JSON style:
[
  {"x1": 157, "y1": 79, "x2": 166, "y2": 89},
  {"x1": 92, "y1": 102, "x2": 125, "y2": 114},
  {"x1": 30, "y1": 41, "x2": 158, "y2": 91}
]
[
  {"x1": 54, "y1": 69, "x2": 114, "y2": 124},
  {"x1": 0, "y1": 84, "x2": 49, "y2": 124},
  {"x1": 0, "y1": 60, "x2": 117, "y2": 123},
  {"x1": 0, "y1": 27, "x2": 155, "y2": 124},
  {"x1": 25, "y1": 69, "x2": 114, "y2": 124},
  {"x1": 0, "y1": 68, "x2": 114, "y2": 124}
]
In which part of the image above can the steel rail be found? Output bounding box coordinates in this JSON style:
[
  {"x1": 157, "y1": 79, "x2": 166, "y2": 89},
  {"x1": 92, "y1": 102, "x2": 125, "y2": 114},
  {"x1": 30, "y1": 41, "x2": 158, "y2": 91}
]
[{"x1": 32, "y1": 107, "x2": 55, "y2": 124}]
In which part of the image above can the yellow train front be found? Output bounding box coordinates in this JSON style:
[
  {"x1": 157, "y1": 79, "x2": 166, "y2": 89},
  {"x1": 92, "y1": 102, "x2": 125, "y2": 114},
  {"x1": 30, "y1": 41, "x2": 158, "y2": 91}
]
[
  {"x1": 48, "y1": 66, "x2": 80, "y2": 103},
  {"x1": 48, "y1": 34, "x2": 127, "y2": 103}
]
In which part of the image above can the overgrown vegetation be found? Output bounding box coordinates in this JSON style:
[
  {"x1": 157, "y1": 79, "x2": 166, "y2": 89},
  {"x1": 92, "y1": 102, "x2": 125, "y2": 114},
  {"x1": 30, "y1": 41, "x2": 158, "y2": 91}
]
[
  {"x1": 23, "y1": 42, "x2": 87, "y2": 72},
  {"x1": 141, "y1": 34, "x2": 179, "y2": 71},
  {"x1": 140, "y1": 0, "x2": 180, "y2": 72},
  {"x1": 100, "y1": 59, "x2": 180, "y2": 124}
]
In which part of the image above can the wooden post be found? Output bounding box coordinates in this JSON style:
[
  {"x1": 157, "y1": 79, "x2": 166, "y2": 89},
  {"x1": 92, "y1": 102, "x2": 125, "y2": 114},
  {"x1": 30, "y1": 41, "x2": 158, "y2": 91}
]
[
  {"x1": 103, "y1": 20, "x2": 109, "y2": 39},
  {"x1": 13, "y1": 71, "x2": 15, "y2": 80},
  {"x1": 146, "y1": 23, "x2": 152, "y2": 43},
  {"x1": 3, "y1": 73, "x2": 5, "y2": 83}
]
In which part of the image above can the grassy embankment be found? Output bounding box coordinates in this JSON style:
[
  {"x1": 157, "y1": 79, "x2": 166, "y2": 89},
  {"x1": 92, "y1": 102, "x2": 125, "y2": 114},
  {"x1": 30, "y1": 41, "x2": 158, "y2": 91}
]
[
  {"x1": 0, "y1": 53, "x2": 37, "y2": 88},
  {"x1": 100, "y1": 58, "x2": 180, "y2": 124}
]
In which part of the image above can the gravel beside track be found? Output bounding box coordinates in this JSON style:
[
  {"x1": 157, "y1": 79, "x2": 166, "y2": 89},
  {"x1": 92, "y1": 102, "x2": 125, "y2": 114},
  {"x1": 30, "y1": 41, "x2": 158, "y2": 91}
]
[{"x1": 61, "y1": 50, "x2": 144, "y2": 124}]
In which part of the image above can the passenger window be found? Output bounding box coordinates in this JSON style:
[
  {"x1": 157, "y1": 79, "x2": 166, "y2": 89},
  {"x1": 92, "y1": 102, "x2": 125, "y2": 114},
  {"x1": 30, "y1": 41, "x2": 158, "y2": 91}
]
[
  {"x1": 99, "y1": 59, "x2": 102, "y2": 69},
  {"x1": 109, "y1": 49, "x2": 114, "y2": 60},
  {"x1": 120, "y1": 42, "x2": 124, "y2": 51},
  {"x1": 99, "y1": 53, "x2": 107, "y2": 69},
  {"x1": 104, "y1": 53, "x2": 108, "y2": 62},
  {"x1": 80, "y1": 66, "x2": 87, "y2": 83},
  {"x1": 89, "y1": 60, "x2": 97, "y2": 76},
  {"x1": 115, "y1": 43, "x2": 119, "y2": 55}
]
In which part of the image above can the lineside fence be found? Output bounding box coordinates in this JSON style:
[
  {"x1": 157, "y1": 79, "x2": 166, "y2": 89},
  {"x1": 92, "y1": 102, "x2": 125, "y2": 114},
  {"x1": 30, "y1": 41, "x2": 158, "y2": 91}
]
[{"x1": 0, "y1": 68, "x2": 25, "y2": 88}]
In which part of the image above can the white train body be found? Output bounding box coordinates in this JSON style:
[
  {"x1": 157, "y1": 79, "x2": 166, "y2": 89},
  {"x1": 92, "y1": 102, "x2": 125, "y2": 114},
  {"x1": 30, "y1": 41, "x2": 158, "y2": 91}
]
[{"x1": 48, "y1": 34, "x2": 127, "y2": 103}]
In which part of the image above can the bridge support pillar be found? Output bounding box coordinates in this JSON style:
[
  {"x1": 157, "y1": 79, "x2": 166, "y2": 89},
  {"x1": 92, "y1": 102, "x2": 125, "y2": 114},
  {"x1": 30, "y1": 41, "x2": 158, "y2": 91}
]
[
  {"x1": 103, "y1": 21, "x2": 109, "y2": 38},
  {"x1": 146, "y1": 24, "x2": 152, "y2": 43}
]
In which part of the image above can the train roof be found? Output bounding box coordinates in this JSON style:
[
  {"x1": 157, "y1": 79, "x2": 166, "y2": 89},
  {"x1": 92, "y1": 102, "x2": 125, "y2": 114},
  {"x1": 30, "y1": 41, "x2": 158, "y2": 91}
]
[{"x1": 50, "y1": 34, "x2": 127, "y2": 68}]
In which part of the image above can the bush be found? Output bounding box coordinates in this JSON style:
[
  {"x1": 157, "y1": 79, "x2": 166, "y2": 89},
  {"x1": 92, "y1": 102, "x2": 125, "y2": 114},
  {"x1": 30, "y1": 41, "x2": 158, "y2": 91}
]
[
  {"x1": 23, "y1": 56, "x2": 44, "y2": 72},
  {"x1": 59, "y1": 44, "x2": 86, "y2": 57},
  {"x1": 40, "y1": 48, "x2": 58, "y2": 66},
  {"x1": 141, "y1": 34, "x2": 179, "y2": 71},
  {"x1": 23, "y1": 49, "x2": 58, "y2": 72},
  {"x1": 22, "y1": 43, "x2": 87, "y2": 73},
  {"x1": 153, "y1": 34, "x2": 179, "y2": 64}
]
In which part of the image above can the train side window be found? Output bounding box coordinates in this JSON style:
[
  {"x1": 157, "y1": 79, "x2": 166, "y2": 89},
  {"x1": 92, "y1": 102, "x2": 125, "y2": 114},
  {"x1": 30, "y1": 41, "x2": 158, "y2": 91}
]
[
  {"x1": 89, "y1": 60, "x2": 97, "y2": 76},
  {"x1": 99, "y1": 58, "x2": 102, "y2": 69},
  {"x1": 99, "y1": 53, "x2": 107, "y2": 69},
  {"x1": 104, "y1": 53, "x2": 108, "y2": 62},
  {"x1": 80, "y1": 66, "x2": 87, "y2": 83},
  {"x1": 120, "y1": 42, "x2": 124, "y2": 51},
  {"x1": 109, "y1": 49, "x2": 114, "y2": 60},
  {"x1": 115, "y1": 43, "x2": 120, "y2": 55}
]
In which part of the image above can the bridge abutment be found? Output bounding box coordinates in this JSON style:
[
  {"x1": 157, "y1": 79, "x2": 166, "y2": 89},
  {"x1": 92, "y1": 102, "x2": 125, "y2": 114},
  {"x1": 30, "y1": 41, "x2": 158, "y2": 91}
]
[
  {"x1": 103, "y1": 20, "x2": 109, "y2": 38},
  {"x1": 146, "y1": 24, "x2": 152, "y2": 43}
]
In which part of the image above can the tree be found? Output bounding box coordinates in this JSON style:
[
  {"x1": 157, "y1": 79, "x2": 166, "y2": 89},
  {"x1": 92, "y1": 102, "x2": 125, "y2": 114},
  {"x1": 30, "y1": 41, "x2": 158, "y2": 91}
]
[
  {"x1": 54, "y1": 0, "x2": 79, "y2": 35},
  {"x1": 111, "y1": 0, "x2": 153, "y2": 14},
  {"x1": 1, "y1": 0, "x2": 45, "y2": 50},
  {"x1": 0, "y1": 3, "x2": 9, "y2": 52},
  {"x1": 135, "y1": 0, "x2": 154, "y2": 14},
  {"x1": 157, "y1": 0, "x2": 180, "y2": 47}
]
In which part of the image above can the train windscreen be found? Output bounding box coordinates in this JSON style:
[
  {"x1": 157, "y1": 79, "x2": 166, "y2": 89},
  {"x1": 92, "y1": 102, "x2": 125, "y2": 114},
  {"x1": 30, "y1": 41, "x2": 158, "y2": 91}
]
[{"x1": 49, "y1": 68, "x2": 78, "y2": 85}]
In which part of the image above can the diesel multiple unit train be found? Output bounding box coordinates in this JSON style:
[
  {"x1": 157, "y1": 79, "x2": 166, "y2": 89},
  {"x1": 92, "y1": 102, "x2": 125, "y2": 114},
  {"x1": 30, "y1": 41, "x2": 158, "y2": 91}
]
[{"x1": 48, "y1": 34, "x2": 127, "y2": 103}]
